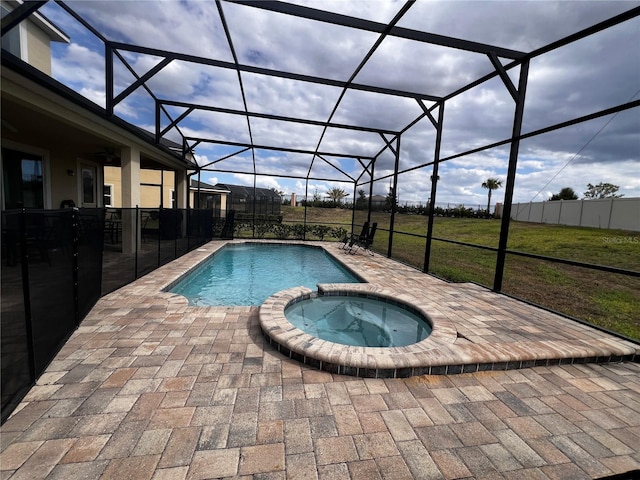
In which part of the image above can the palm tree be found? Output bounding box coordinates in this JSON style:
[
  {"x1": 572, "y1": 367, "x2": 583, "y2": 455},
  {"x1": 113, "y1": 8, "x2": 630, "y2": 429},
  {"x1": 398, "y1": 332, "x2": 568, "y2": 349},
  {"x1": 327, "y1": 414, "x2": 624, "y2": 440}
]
[
  {"x1": 481, "y1": 177, "x2": 503, "y2": 215},
  {"x1": 356, "y1": 189, "x2": 367, "y2": 209},
  {"x1": 326, "y1": 187, "x2": 349, "y2": 204}
]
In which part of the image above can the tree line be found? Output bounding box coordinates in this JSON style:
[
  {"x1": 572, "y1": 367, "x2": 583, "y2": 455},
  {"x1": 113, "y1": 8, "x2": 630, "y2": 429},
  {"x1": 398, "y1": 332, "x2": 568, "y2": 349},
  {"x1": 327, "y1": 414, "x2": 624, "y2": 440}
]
[
  {"x1": 549, "y1": 182, "x2": 624, "y2": 201},
  {"x1": 275, "y1": 180, "x2": 625, "y2": 215}
]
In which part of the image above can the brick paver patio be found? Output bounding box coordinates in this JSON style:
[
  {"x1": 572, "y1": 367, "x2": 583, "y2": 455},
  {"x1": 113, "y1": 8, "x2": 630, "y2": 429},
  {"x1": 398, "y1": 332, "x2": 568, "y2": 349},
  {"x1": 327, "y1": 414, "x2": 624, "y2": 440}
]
[{"x1": 1, "y1": 241, "x2": 639, "y2": 479}]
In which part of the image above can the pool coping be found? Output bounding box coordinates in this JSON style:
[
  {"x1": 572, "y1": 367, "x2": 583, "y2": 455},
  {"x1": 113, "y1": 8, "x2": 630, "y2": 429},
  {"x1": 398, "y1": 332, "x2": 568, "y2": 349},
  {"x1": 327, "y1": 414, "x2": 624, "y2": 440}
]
[
  {"x1": 259, "y1": 283, "x2": 460, "y2": 378},
  {"x1": 123, "y1": 239, "x2": 638, "y2": 379},
  {"x1": 259, "y1": 282, "x2": 639, "y2": 378}
]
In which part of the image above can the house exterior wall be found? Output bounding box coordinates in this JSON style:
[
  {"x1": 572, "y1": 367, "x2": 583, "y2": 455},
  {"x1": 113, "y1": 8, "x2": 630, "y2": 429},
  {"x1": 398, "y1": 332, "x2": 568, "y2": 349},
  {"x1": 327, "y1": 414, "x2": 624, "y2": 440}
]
[
  {"x1": 25, "y1": 20, "x2": 53, "y2": 75},
  {"x1": 2, "y1": 136, "x2": 110, "y2": 209},
  {"x1": 104, "y1": 167, "x2": 177, "y2": 208},
  {"x1": 103, "y1": 166, "x2": 122, "y2": 207}
]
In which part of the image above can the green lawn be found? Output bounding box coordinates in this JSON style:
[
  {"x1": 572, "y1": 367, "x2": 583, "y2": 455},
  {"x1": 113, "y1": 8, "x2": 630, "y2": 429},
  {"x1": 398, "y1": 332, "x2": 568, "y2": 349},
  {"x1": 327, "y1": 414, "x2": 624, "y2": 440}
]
[{"x1": 278, "y1": 206, "x2": 640, "y2": 340}]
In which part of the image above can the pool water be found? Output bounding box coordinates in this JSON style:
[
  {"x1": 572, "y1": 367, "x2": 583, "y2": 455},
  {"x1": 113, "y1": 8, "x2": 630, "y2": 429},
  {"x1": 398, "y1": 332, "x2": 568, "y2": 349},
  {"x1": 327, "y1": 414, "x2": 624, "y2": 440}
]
[
  {"x1": 170, "y1": 244, "x2": 362, "y2": 306},
  {"x1": 285, "y1": 295, "x2": 432, "y2": 347}
]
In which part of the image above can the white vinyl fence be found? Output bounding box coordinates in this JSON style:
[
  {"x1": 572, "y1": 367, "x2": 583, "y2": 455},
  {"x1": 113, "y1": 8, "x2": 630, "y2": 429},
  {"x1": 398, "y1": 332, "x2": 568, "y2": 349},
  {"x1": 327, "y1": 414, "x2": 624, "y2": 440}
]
[{"x1": 507, "y1": 197, "x2": 640, "y2": 231}]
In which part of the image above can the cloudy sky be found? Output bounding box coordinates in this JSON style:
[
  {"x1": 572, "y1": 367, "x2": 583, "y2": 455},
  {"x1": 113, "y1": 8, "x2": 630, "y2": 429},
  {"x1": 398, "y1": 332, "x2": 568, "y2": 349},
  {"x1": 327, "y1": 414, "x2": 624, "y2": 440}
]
[{"x1": 41, "y1": 0, "x2": 640, "y2": 207}]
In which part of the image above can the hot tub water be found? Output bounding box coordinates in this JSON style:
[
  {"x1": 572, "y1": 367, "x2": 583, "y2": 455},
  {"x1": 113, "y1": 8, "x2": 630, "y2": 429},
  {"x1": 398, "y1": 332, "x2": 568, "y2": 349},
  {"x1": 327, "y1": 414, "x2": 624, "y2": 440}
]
[{"x1": 285, "y1": 295, "x2": 432, "y2": 347}]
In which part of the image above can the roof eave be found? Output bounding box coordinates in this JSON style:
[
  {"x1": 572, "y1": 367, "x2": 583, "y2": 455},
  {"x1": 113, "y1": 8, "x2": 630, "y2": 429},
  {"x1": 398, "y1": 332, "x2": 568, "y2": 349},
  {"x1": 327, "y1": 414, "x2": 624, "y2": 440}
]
[{"x1": 1, "y1": 52, "x2": 196, "y2": 170}]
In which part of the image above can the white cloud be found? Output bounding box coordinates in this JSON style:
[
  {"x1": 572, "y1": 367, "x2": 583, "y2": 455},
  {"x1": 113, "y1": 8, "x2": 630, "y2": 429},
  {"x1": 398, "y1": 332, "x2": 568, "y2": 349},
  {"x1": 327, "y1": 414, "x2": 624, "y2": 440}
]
[
  {"x1": 41, "y1": 0, "x2": 639, "y2": 205},
  {"x1": 52, "y1": 42, "x2": 105, "y2": 106}
]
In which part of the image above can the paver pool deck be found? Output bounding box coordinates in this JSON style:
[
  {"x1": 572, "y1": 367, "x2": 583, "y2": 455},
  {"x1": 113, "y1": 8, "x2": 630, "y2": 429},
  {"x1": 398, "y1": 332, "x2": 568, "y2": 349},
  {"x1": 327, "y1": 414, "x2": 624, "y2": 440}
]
[{"x1": 1, "y1": 240, "x2": 639, "y2": 479}]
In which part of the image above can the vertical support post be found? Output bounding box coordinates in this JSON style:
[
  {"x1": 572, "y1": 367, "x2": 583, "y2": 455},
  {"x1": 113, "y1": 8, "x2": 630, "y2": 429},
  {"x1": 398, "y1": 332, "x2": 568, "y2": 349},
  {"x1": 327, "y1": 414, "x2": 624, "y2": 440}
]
[
  {"x1": 197, "y1": 170, "x2": 201, "y2": 209},
  {"x1": 121, "y1": 146, "x2": 141, "y2": 254},
  {"x1": 367, "y1": 159, "x2": 375, "y2": 226},
  {"x1": 303, "y1": 179, "x2": 309, "y2": 236},
  {"x1": 157, "y1": 205, "x2": 161, "y2": 268},
  {"x1": 349, "y1": 186, "x2": 356, "y2": 235},
  {"x1": 173, "y1": 208, "x2": 178, "y2": 260},
  {"x1": 387, "y1": 136, "x2": 400, "y2": 258},
  {"x1": 184, "y1": 139, "x2": 192, "y2": 210},
  {"x1": 19, "y1": 209, "x2": 36, "y2": 382},
  {"x1": 175, "y1": 169, "x2": 187, "y2": 209},
  {"x1": 424, "y1": 102, "x2": 445, "y2": 273},
  {"x1": 494, "y1": 60, "x2": 530, "y2": 292},
  {"x1": 105, "y1": 44, "x2": 114, "y2": 116},
  {"x1": 252, "y1": 176, "x2": 257, "y2": 238},
  {"x1": 71, "y1": 209, "x2": 80, "y2": 326},
  {"x1": 351, "y1": 181, "x2": 358, "y2": 234},
  {"x1": 607, "y1": 197, "x2": 614, "y2": 229},
  {"x1": 134, "y1": 206, "x2": 139, "y2": 279},
  {"x1": 160, "y1": 170, "x2": 164, "y2": 209},
  {"x1": 579, "y1": 199, "x2": 584, "y2": 227},
  {"x1": 155, "y1": 100, "x2": 161, "y2": 144}
]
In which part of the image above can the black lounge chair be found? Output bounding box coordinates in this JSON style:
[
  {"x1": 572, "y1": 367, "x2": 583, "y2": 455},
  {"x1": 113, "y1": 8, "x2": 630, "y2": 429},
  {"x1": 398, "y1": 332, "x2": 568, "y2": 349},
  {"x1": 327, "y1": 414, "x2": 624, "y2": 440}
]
[
  {"x1": 348, "y1": 222, "x2": 377, "y2": 255},
  {"x1": 340, "y1": 221, "x2": 369, "y2": 250}
]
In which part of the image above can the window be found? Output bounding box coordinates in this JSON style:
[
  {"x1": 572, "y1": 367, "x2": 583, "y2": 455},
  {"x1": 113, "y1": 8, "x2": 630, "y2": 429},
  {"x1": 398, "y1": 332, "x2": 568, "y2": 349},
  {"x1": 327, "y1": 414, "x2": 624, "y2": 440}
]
[
  {"x1": 170, "y1": 189, "x2": 176, "y2": 208},
  {"x1": 2, "y1": 148, "x2": 44, "y2": 209},
  {"x1": 103, "y1": 184, "x2": 113, "y2": 207},
  {"x1": 1, "y1": 5, "x2": 24, "y2": 60}
]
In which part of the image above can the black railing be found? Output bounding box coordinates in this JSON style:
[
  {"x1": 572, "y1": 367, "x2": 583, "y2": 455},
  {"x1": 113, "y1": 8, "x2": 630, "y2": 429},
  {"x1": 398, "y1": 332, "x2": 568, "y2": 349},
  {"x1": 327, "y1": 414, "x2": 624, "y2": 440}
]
[
  {"x1": 1, "y1": 208, "x2": 103, "y2": 423},
  {"x1": 1, "y1": 206, "x2": 225, "y2": 423},
  {"x1": 102, "y1": 207, "x2": 227, "y2": 294}
]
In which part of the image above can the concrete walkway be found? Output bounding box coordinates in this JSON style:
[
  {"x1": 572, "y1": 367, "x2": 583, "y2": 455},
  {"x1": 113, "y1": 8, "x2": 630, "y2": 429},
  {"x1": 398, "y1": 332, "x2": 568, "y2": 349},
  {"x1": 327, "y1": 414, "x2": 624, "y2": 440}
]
[{"x1": 2, "y1": 241, "x2": 639, "y2": 479}]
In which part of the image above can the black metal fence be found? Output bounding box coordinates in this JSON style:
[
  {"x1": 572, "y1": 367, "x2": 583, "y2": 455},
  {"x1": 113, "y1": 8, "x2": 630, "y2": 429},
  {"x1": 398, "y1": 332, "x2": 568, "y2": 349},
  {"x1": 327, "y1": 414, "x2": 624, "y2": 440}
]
[
  {"x1": 1, "y1": 206, "x2": 227, "y2": 423},
  {"x1": 102, "y1": 207, "x2": 230, "y2": 293},
  {"x1": 1, "y1": 208, "x2": 103, "y2": 422},
  {"x1": 228, "y1": 194, "x2": 281, "y2": 216}
]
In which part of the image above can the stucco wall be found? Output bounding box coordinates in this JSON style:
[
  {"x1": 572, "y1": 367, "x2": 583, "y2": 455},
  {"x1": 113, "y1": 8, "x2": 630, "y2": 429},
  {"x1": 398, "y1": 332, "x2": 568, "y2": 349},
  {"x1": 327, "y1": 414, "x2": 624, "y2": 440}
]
[
  {"x1": 104, "y1": 167, "x2": 176, "y2": 208},
  {"x1": 26, "y1": 21, "x2": 52, "y2": 75}
]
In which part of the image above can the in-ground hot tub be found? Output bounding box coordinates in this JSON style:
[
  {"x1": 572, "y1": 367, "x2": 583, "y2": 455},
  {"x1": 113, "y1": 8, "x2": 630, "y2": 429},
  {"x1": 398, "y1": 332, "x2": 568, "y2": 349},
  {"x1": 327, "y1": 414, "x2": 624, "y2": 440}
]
[
  {"x1": 285, "y1": 293, "x2": 432, "y2": 348},
  {"x1": 259, "y1": 284, "x2": 458, "y2": 378}
]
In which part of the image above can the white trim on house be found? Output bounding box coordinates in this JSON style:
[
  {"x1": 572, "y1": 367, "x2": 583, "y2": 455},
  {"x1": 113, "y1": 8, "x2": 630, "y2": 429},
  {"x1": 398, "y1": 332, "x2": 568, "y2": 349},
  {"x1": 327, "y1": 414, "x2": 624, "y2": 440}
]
[
  {"x1": 103, "y1": 183, "x2": 114, "y2": 207},
  {"x1": 4, "y1": 0, "x2": 70, "y2": 44},
  {"x1": 76, "y1": 158, "x2": 102, "y2": 208}
]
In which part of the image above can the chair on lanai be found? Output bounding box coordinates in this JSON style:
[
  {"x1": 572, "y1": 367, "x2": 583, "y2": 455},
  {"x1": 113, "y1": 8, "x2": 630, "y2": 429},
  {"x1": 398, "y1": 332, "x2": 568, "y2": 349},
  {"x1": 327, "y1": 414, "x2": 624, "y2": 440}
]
[
  {"x1": 348, "y1": 222, "x2": 377, "y2": 255},
  {"x1": 340, "y1": 221, "x2": 369, "y2": 250}
]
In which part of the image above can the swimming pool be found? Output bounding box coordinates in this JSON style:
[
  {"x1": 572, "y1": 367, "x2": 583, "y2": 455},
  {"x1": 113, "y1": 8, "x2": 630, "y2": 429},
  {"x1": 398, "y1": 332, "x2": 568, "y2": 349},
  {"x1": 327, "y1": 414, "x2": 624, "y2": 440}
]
[{"x1": 169, "y1": 243, "x2": 362, "y2": 306}]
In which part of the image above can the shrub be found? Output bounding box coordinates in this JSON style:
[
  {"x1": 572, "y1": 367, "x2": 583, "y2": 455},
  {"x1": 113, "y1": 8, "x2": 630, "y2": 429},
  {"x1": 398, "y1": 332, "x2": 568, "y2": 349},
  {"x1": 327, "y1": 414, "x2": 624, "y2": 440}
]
[
  {"x1": 310, "y1": 224, "x2": 331, "y2": 240},
  {"x1": 331, "y1": 226, "x2": 348, "y2": 241},
  {"x1": 290, "y1": 224, "x2": 307, "y2": 239},
  {"x1": 272, "y1": 223, "x2": 291, "y2": 239},
  {"x1": 254, "y1": 222, "x2": 272, "y2": 238}
]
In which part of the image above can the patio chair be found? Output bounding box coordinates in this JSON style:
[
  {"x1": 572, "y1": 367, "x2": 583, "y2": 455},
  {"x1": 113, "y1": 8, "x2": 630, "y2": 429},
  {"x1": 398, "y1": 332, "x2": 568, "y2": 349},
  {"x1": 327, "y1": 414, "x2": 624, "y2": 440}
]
[
  {"x1": 348, "y1": 222, "x2": 377, "y2": 255},
  {"x1": 340, "y1": 221, "x2": 369, "y2": 250},
  {"x1": 104, "y1": 210, "x2": 122, "y2": 244}
]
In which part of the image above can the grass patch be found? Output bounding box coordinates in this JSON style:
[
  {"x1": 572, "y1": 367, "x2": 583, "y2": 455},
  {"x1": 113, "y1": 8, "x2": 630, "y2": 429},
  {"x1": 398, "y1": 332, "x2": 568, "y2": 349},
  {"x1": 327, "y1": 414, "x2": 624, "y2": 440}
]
[
  {"x1": 592, "y1": 290, "x2": 640, "y2": 338},
  {"x1": 275, "y1": 206, "x2": 640, "y2": 339},
  {"x1": 535, "y1": 263, "x2": 575, "y2": 286}
]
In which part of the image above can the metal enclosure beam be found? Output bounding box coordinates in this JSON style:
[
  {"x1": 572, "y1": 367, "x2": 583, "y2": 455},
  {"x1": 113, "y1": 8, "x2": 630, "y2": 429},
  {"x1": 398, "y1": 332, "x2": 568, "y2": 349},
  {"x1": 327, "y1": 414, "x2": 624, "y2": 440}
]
[
  {"x1": 494, "y1": 60, "x2": 530, "y2": 292},
  {"x1": 230, "y1": 0, "x2": 526, "y2": 59},
  {"x1": 108, "y1": 41, "x2": 441, "y2": 101},
  {"x1": 367, "y1": 160, "x2": 375, "y2": 226},
  {"x1": 387, "y1": 136, "x2": 401, "y2": 258},
  {"x1": 1, "y1": 1, "x2": 47, "y2": 36},
  {"x1": 424, "y1": 102, "x2": 445, "y2": 272},
  {"x1": 105, "y1": 44, "x2": 114, "y2": 116},
  {"x1": 156, "y1": 100, "x2": 399, "y2": 136}
]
